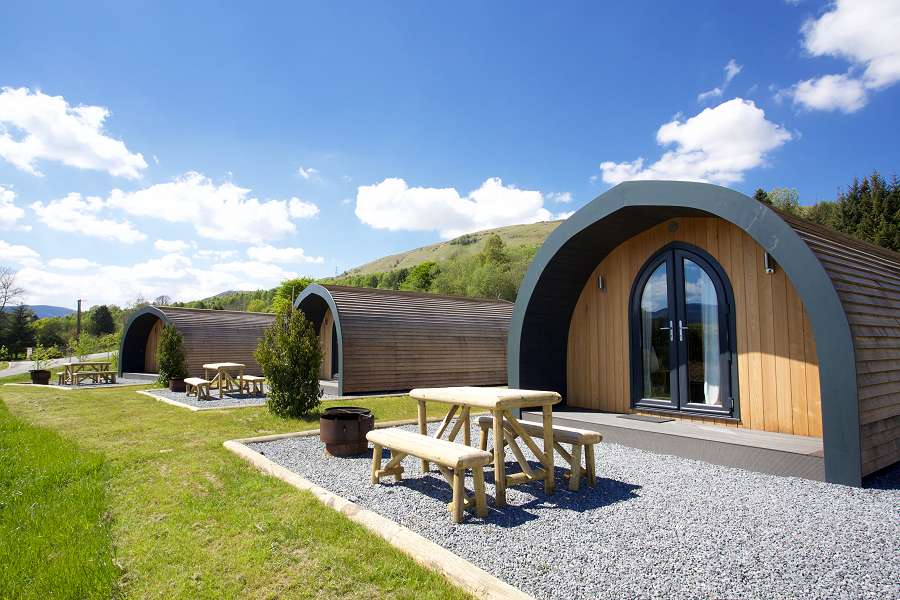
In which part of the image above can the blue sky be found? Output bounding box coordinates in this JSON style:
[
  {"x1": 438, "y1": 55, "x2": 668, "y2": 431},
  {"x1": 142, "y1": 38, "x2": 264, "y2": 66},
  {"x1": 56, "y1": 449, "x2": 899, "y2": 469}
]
[{"x1": 1, "y1": 1, "x2": 898, "y2": 307}]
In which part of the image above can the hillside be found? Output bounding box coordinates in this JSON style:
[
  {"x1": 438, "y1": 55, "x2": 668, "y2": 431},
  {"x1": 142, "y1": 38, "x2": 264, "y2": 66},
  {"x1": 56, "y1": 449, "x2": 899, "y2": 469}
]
[
  {"x1": 3, "y1": 305, "x2": 75, "y2": 318},
  {"x1": 343, "y1": 221, "x2": 561, "y2": 276}
]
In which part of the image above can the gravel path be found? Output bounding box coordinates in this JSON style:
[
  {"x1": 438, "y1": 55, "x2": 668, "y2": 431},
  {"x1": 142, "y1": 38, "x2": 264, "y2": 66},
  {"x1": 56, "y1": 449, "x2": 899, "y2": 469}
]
[
  {"x1": 250, "y1": 423, "x2": 900, "y2": 600},
  {"x1": 52, "y1": 376, "x2": 149, "y2": 389},
  {"x1": 146, "y1": 386, "x2": 340, "y2": 409}
]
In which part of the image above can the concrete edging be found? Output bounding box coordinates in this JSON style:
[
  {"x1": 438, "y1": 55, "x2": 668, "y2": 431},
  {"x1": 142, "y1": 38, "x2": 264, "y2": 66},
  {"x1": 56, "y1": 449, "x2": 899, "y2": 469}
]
[
  {"x1": 4, "y1": 382, "x2": 149, "y2": 392},
  {"x1": 225, "y1": 421, "x2": 533, "y2": 600}
]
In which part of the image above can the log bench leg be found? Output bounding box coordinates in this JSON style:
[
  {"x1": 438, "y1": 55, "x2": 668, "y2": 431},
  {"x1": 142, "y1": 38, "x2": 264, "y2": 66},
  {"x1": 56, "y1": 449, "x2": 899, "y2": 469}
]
[
  {"x1": 585, "y1": 444, "x2": 597, "y2": 488},
  {"x1": 370, "y1": 443, "x2": 382, "y2": 484},
  {"x1": 473, "y1": 466, "x2": 487, "y2": 518},
  {"x1": 569, "y1": 443, "x2": 583, "y2": 492},
  {"x1": 478, "y1": 427, "x2": 488, "y2": 452},
  {"x1": 451, "y1": 469, "x2": 465, "y2": 523}
]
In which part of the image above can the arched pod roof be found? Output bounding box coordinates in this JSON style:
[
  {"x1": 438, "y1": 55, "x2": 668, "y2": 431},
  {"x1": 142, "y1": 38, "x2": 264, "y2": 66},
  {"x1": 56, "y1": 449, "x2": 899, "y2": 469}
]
[
  {"x1": 119, "y1": 305, "x2": 275, "y2": 377},
  {"x1": 510, "y1": 180, "x2": 900, "y2": 486},
  {"x1": 295, "y1": 284, "x2": 513, "y2": 396}
]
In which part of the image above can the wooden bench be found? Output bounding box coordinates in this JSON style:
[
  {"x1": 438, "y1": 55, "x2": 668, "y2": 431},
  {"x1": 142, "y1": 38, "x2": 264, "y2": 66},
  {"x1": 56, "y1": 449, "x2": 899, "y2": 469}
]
[
  {"x1": 366, "y1": 428, "x2": 492, "y2": 523},
  {"x1": 185, "y1": 377, "x2": 211, "y2": 400},
  {"x1": 72, "y1": 370, "x2": 117, "y2": 385},
  {"x1": 240, "y1": 375, "x2": 265, "y2": 396},
  {"x1": 477, "y1": 415, "x2": 602, "y2": 491}
]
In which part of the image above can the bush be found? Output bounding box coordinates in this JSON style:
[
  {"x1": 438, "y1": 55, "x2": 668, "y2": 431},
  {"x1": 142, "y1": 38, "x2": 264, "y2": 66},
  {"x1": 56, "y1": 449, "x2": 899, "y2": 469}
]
[
  {"x1": 256, "y1": 305, "x2": 323, "y2": 418},
  {"x1": 156, "y1": 325, "x2": 188, "y2": 385}
]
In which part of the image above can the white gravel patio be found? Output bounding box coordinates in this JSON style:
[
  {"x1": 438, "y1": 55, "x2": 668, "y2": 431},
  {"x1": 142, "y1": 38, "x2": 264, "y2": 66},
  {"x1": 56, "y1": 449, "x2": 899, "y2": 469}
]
[
  {"x1": 248, "y1": 422, "x2": 900, "y2": 600},
  {"x1": 143, "y1": 385, "x2": 342, "y2": 410}
]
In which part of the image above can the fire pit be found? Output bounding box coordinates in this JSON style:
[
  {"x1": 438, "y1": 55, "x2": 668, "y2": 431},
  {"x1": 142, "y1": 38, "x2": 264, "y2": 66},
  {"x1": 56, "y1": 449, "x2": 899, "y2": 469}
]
[{"x1": 319, "y1": 407, "x2": 375, "y2": 456}]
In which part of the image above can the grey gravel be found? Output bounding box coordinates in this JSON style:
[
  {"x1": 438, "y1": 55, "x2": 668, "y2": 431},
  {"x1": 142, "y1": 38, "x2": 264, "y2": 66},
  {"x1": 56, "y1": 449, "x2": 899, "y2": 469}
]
[
  {"x1": 146, "y1": 385, "x2": 340, "y2": 409},
  {"x1": 51, "y1": 376, "x2": 148, "y2": 389},
  {"x1": 250, "y1": 422, "x2": 900, "y2": 600}
]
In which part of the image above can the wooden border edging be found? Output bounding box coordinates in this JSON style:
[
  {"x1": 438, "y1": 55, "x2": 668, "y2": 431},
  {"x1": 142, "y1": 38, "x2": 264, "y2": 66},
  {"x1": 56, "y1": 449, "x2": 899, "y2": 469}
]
[{"x1": 225, "y1": 424, "x2": 533, "y2": 600}]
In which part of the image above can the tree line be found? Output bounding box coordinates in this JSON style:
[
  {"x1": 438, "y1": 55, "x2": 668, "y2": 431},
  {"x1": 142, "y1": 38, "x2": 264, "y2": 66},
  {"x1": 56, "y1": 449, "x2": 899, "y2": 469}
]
[{"x1": 755, "y1": 171, "x2": 900, "y2": 252}]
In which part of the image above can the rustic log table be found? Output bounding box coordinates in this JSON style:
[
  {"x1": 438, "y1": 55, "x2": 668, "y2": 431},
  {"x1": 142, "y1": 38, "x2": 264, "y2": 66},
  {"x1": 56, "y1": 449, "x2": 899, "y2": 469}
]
[
  {"x1": 202, "y1": 362, "x2": 245, "y2": 398},
  {"x1": 61, "y1": 361, "x2": 112, "y2": 385},
  {"x1": 410, "y1": 386, "x2": 561, "y2": 507}
]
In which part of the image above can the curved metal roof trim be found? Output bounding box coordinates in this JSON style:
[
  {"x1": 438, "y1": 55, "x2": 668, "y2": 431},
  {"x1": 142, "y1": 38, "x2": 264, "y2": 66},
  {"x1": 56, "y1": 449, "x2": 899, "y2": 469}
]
[
  {"x1": 509, "y1": 180, "x2": 861, "y2": 486},
  {"x1": 294, "y1": 284, "x2": 346, "y2": 395}
]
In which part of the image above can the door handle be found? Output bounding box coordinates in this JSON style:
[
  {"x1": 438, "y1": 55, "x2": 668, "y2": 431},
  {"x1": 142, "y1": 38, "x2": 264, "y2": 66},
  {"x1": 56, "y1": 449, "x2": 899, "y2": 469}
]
[
  {"x1": 659, "y1": 320, "x2": 674, "y2": 342},
  {"x1": 678, "y1": 320, "x2": 688, "y2": 342}
]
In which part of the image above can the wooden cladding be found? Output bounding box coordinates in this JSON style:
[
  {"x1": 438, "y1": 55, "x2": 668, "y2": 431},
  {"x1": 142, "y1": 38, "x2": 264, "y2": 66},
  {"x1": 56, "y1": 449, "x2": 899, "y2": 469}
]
[
  {"x1": 155, "y1": 307, "x2": 275, "y2": 377},
  {"x1": 319, "y1": 286, "x2": 513, "y2": 394},
  {"x1": 780, "y1": 213, "x2": 900, "y2": 476},
  {"x1": 144, "y1": 319, "x2": 163, "y2": 373},
  {"x1": 566, "y1": 217, "x2": 823, "y2": 437}
]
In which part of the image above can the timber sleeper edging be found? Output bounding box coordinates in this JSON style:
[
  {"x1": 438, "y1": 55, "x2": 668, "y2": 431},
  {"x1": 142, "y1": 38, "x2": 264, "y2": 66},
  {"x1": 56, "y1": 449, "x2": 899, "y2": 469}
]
[{"x1": 225, "y1": 418, "x2": 533, "y2": 600}]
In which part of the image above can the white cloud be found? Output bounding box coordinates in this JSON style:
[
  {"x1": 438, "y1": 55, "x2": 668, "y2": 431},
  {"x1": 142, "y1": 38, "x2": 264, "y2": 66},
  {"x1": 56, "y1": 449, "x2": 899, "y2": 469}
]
[
  {"x1": 698, "y1": 59, "x2": 743, "y2": 103},
  {"x1": 790, "y1": 73, "x2": 868, "y2": 112},
  {"x1": 547, "y1": 191, "x2": 573, "y2": 204},
  {"x1": 355, "y1": 177, "x2": 554, "y2": 239},
  {"x1": 154, "y1": 239, "x2": 190, "y2": 253},
  {"x1": 16, "y1": 252, "x2": 297, "y2": 307},
  {"x1": 599, "y1": 98, "x2": 792, "y2": 186},
  {"x1": 30, "y1": 193, "x2": 146, "y2": 243},
  {"x1": 195, "y1": 248, "x2": 237, "y2": 260},
  {"x1": 0, "y1": 239, "x2": 40, "y2": 267},
  {"x1": 0, "y1": 185, "x2": 28, "y2": 231},
  {"x1": 556, "y1": 210, "x2": 575, "y2": 220},
  {"x1": 786, "y1": 0, "x2": 900, "y2": 112},
  {"x1": 297, "y1": 165, "x2": 320, "y2": 181},
  {"x1": 47, "y1": 257, "x2": 99, "y2": 270},
  {"x1": 0, "y1": 87, "x2": 147, "y2": 178},
  {"x1": 247, "y1": 244, "x2": 324, "y2": 264},
  {"x1": 288, "y1": 197, "x2": 319, "y2": 219},
  {"x1": 107, "y1": 171, "x2": 320, "y2": 243}
]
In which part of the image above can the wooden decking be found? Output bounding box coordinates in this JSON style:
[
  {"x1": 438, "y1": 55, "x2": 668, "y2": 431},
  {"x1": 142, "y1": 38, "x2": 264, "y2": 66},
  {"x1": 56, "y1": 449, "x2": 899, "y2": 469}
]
[{"x1": 522, "y1": 408, "x2": 826, "y2": 481}]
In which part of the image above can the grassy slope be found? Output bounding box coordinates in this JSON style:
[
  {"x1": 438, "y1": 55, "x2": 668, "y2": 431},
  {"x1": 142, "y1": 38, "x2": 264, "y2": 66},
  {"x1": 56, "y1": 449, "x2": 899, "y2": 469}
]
[
  {"x1": 343, "y1": 221, "x2": 561, "y2": 276},
  {"x1": 0, "y1": 383, "x2": 469, "y2": 599},
  {"x1": 0, "y1": 401, "x2": 118, "y2": 600}
]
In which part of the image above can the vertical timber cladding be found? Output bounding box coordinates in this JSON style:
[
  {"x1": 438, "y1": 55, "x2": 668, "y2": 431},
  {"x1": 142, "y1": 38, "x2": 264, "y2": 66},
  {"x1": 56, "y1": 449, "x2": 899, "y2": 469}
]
[
  {"x1": 782, "y1": 214, "x2": 900, "y2": 476},
  {"x1": 325, "y1": 285, "x2": 514, "y2": 394},
  {"x1": 566, "y1": 216, "x2": 824, "y2": 437},
  {"x1": 144, "y1": 318, "x2": 164, "y2": 372}
]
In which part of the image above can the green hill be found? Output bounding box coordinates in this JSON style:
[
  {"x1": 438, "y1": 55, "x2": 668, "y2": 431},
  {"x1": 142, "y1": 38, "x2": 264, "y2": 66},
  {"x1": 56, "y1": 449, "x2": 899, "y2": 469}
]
[{"x1": 344, "y1": 221, "x2": 561, "y2": 276}]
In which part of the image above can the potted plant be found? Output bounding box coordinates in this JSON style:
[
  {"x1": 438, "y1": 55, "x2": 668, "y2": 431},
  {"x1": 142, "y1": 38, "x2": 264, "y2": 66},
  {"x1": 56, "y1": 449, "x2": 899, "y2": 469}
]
[
  {"x1": 29, "y1": 344, "x2": 53, "y2": 385},
  {"x1": 156, "y1": 325, "x2": 188, "y2": 392}
]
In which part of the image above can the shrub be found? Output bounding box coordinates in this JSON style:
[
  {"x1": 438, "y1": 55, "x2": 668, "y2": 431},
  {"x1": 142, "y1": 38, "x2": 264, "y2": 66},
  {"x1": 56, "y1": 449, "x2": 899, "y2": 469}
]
[
  {"x1": 71, "y1": 334, "x2": 100, "y2": 361},
  {"x1": 256, "y1": 305, "x2": 323, "y2": 418},
  {"x1": 30, "y1": 344, "x2": 53, "y2": 371},
  {"x1": 156, "y1": 325, "x2": 188, "y2": 385}
]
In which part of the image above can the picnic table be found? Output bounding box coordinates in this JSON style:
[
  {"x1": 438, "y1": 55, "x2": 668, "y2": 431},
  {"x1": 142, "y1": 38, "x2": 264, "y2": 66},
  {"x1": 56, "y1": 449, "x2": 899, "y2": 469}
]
[
  {"x1": 202, "y1": 362, "x2": 245, "y2": 398},
  {"x1": 60, "y1": 361, "x2": 114, "y2": 386},
  {"x1": 410, "y1": 387, "x2": 561, "y2": 507}
]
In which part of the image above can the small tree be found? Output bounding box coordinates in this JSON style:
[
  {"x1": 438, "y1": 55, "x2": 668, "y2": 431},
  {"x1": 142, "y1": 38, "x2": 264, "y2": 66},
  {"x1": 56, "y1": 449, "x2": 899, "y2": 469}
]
[
  {"x1": 753, "y1": 188, "x2": 770, "y2": 205},
  {"x1": 156, "y1": 325, "x2": 188, "y2": 385},
  {"x1": 88, "y1": 305, "x2": 116, "y2": 335},
  {"x1": 256, "y1": 305, "x2": 322, "y2": 418}
]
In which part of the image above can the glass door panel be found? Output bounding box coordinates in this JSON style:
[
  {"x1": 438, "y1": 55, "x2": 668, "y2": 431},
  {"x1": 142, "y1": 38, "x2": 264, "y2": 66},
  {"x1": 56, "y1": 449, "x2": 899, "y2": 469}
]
[
  {"x1": 681, "y1": 258, "x2": 721, "y2": 407},
  {"x1": 639, "y1": 261, "x2": 673, "y2": 402}
]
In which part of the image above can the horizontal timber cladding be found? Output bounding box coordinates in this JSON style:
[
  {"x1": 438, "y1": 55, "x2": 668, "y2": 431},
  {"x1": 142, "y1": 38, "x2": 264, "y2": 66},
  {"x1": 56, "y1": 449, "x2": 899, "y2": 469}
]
[
  {"x1": 119, "y1": 306, "x2": 275, "y2": 377},
  {"x1": 567, "y1": 217, "x2": 823, "y2": 437},
  {"x1": 778, "y1": 213, "x2": 900, "y2": 476},
  {"x1": 296, "y1": 285, "x2": 513, "y2": 394}
]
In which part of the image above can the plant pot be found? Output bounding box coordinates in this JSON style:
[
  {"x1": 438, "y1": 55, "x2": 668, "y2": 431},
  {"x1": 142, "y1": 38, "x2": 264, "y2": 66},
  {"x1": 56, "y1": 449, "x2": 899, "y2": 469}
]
[
  {"x1": 169, "y1": 378, "x2": 186, "y2": 392},
  {"x1": 30, "y1": 369, "x2": 51, "y2": 385}
]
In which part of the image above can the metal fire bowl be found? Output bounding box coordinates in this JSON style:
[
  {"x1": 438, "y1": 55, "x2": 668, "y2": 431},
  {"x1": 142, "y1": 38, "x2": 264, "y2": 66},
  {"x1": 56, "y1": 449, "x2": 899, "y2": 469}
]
[{"x1": 319, "y1": 407, "x2": 375, "y2": 456}]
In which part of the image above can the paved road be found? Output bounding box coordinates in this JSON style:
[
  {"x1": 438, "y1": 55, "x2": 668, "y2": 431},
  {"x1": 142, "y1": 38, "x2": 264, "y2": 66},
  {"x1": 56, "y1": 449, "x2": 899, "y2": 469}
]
[{"x1": 2, "y1": 352, "x2": 117, "y2": 377}]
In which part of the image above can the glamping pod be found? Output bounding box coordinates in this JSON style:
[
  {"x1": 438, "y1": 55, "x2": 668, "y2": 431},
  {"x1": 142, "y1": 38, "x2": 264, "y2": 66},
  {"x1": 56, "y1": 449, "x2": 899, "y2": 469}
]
[
  {"x1": 294, "y1": 284, "x2": 514, "y2": 396},
  {"x1": 509, "y1": 180, "x2": 900, "y2": 486},
  {"x1": 119, "y1": 306, "x2": 275, "y2": 377}
]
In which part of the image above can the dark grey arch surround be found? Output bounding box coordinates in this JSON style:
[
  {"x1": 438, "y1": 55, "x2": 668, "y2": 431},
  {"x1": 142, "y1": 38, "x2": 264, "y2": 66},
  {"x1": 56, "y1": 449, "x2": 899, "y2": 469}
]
[
  {"x1": 509, "y1": 180, "x2": 861, "y2": 486},
  {"x1": 118, "y1": 305, "x2": 172, "y2": 375},
  {"x1": 293, "y1": 284, "x2": 345, "y2": 396}
]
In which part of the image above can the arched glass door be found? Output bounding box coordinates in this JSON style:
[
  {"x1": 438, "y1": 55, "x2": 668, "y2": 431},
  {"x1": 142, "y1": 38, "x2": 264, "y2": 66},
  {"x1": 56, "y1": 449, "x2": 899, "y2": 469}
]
[{"x1": 630, "y1": 244, "x2": 735, "y2": 416}]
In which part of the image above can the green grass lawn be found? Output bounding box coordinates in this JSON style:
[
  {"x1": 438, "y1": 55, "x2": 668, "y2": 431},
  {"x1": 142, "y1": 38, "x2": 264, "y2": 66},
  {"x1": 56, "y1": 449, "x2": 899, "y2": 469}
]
[{"x1": 0, "y1": 381, "x2": 469, "y2": 599}]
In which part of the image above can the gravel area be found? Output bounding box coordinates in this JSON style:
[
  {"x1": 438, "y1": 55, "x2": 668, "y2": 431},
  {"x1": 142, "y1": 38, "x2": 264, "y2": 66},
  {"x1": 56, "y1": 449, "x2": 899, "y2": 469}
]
[
  {"x1": 51, "y1": 376, "x2": 149, "y2": 389},
  {"x1": 146, "y1": 385, "x2": 340, "y2": 409},
  {"x1": 249, "y1": 422, "x2": 900, "y2": 600}
]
